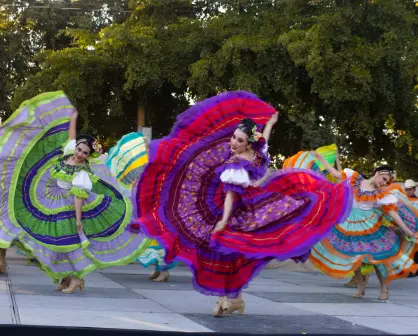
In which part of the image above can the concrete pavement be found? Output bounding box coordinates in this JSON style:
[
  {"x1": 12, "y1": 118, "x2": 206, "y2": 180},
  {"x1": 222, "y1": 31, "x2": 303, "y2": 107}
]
[{"x1": 1, "y1": 247, "x2": 417, "y2": 334}]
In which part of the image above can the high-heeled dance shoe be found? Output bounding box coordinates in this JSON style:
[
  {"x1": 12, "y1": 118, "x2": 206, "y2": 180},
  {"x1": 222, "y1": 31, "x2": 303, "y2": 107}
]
[
  {"x1": 212, "y1": 298, "x2": 229, "y2": 317},
  {"x1": 352, "y1": 288, "x2": 365, "y2": 298},
  {"x1": 152, "y1": 271, "x2": 169, "y2": 282},
  {"x1": 56, "y1": 277, "x2": 71, "y2": 291},
  {"x1": 344, "y1": 276, "x2": 357, "y2": 288},
  {"x1": 344, "y1": 274, "x2": 370, "y2": 288},
  {"x1": 62, "y1": 278, "x2": 85, "y2": 294},
  {"x1": 148, "y1": 271, "x2": 161, "y2": 280},
  {"x1": 378, "y1": 288, "x2": 389, "y2": 301},
  {"x1": 224, "y1": 299, "x2": 245, "y2": 315}
]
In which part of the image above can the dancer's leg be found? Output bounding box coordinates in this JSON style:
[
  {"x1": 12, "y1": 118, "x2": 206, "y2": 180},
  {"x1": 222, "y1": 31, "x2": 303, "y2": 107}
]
[
  {"x1": 352, "y1": 269, "x2": 365, "y2": 298},
  {"x1": 374, "y1": 266, "x2": 389, "y2": 300}
]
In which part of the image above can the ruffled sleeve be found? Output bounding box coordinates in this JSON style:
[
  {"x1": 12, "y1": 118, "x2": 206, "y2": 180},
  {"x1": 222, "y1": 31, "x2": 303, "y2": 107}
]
[
  {"x1": 340, "y1": 168, "x2": 355, "y2": 180},
  {"x1": 63, "y1": 139, "x2": 76, "y2": 156},
  {"x1": 377, "y1": 193, "x2": 398, "y2": 214},
  {"x1": 70, "y1": 170, "x2": 93, "y2": 199},
  {"x1": 217, "y1": 158, "x2": 251, "y2": 194}
]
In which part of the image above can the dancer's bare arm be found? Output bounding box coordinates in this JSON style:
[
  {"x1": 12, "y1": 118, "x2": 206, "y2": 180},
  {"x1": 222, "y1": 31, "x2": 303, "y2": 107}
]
[
  {"x1": 312, "y1": 151, "x2": 343, "y2": 180},
  {"x1": 336, "y1": 147, "x2": 342, "y2": 171},
  {"x1": 74, "y1": 196, "x2": 83, "y2": 233},
  {"x1": 221, "y1": 190, "x2": 234, "y2": 222},
  {"x1": 262, "y1": 112, "x2": 279, "y2": 142},
  {"x1": 387, "y1": 210, "x2": 418, "y2": 238},
  {"x1": 213, "y1": 190, "x2": 235, "y2": 233},
  {"x1": 69, "y1": 109, "x2": 78, "y2": 140}
]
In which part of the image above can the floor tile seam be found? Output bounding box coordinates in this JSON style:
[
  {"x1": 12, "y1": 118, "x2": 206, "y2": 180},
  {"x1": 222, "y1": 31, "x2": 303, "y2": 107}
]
[
  {"x1": 5, "y1": 271, "x2": 20, "y2": 324},
  {"x1": 329, "y1": 313, "x2": 418, "y2": 317},
  {"x1": 100, "y1": 271, "x2": 150, "y2": 298},
  {"x1": 381, "y1": 300, "x2": 418, "y2": 311},
  {"x1": 255, "y1": 278, "x2": 306, "y2": 286},
  {"x1": 246, "y1": 292, "x2": 377, "y2": 304},
  {"x1": 317, "y1": 314, "x2": 394, "y2": 335},
  {"x1": 279, "y1": 302, "x2": 337, "y2": 315},
  {"x1": 390, "y1": 303, "x2": 418, "y2": 309},
  {"x1": 14, "y1": 294, "x2": 152, "y2": 300},
  {"x1": 331, "y1": 316, "x2": 396, "y2": 335},
  {"x1": 13, "y1": 300, "x2": 180, "y2": 315},
  {"x1": 100, "y1": 272, "x2": 215, "y2": 331},
  {"x1": 16, "y1": 306, "x2": 178, "y2": 313}
]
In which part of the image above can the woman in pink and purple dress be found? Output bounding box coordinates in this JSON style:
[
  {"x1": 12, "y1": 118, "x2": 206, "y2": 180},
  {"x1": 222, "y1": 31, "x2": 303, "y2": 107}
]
[{"x1": 133, "y1": 91, "x2": 353, "y2": 317}]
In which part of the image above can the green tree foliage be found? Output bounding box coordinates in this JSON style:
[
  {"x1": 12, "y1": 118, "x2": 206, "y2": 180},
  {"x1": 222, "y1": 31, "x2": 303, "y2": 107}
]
[
  {"x1": 189, "y1": 0, "x2": 418, "y2": 178},
  {"x1": 0, "y1": 0, "x2": 133, "y2": 119},
  {"x1": 279, "y1": 0, "x2": 418, "y2": 178},
  {"x1": 4, "y1": 0, "x2": 418, "y2": 178}
]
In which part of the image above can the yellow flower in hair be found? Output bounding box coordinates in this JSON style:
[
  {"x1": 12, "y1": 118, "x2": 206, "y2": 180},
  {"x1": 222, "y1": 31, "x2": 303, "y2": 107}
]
[
  {"x1": 91, "y1": 140, "x2": 103, "y2": 157},
  {"x1": 253, "y1": 131, "x2": 263, "y2": 142}
]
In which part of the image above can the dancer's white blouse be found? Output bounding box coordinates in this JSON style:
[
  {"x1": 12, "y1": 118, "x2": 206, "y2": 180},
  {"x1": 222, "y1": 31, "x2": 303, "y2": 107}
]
[
  {"x1": 342, "y1": 168, "x2": 397, "y2": 211},
  {"x1": 220, "y1": 144, "x2": 268, "y2": 188}
]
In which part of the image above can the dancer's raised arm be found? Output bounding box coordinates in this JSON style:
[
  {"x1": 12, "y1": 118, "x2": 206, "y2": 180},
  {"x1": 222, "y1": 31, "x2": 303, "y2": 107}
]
[
  {"x1": 336, "y1": 147, "x2": 342, "y2": 171},
  {"x1": 312, "y1": 151, "x2": 343, "y2": 180},
  {"x1": 68, "y1": 109, "x2": 78, "y2": 140},
  {"x1": 262, "y1": 112, "x2": 278, "y2": 142}
]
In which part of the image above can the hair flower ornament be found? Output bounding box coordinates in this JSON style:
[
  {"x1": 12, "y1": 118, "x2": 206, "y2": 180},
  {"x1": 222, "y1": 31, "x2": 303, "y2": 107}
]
[
  {"x1": 91, "y1": 140, "x2": 103, "y2": 158},
  {"x1": 248, "y1": 125, "x2": 266, "y2": 151}
]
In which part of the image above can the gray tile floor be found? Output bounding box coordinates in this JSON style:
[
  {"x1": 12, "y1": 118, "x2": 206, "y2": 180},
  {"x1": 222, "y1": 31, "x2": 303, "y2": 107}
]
[{"x1": 1, "y1": 256, "x2": 418, "y2": 334}]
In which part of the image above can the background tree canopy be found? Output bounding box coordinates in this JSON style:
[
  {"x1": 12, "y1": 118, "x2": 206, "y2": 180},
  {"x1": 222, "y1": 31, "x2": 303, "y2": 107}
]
[{"x1": 1, "y1": 0, "x2": 418, "y2": 179}]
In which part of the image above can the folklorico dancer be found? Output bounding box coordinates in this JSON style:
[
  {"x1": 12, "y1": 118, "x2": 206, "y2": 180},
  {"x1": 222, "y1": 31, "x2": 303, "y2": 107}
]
[
  {"x1": 310, "y1": 152, "x2": 418, "y2": 301},
  {"x1": 133, "y1": 91, "x2": 353, "y2": 317},
  {"x1": 387, "y1": 179, "x2": 418, "y2": 277},
  {"x1": 344, "y1": 179, "x2": 418, "y2": 286},
  {"x1": 0, "y1": 91, "x2": 150, "y2": 292}
]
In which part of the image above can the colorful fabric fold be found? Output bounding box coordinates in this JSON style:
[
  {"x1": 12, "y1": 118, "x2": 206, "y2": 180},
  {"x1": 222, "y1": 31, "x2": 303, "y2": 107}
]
[
  {"x1": 134, "y1": 91, "x2": 353, "y2": 297},
  {"x1": 106, "y1": 132, "x2": 149, "y2": 186},
  {"x1": 283, "y1": 144, "x2": 338, "y2": 183},
  {"x1": 210, "y1": 168, "x2": 353, "y2": 259},
  {"x1": 0, "y1": 91, "x2": 151, "y2": 281},
  {"x1": 106, "y1": 131, "x2": 178, "y2": 272},
  {"x1": 310, "y1": 173, "x2": 418, "y2": 284}
]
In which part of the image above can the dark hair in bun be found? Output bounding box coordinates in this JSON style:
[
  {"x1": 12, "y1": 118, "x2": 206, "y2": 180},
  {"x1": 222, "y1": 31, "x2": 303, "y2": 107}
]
[
  {"x1": 373, "y1": 164, "x2": 396, "y2": 182},
  {"x1": 237, "y1": 118, "x2": 257, "y2": 138},
  {"x1": 374, "y1": 165, "x2": 394, "y2": 174}
]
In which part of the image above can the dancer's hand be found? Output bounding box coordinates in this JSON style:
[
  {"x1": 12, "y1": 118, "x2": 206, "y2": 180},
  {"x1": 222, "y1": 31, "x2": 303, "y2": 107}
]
[
  {"x1": 404, "y1": 229, "x2": 417, "y2": 239},
  {"x1": 267, "y1": 112, "x2": 279, "y2": 126},
  {"x1": 311, "y1": 151, "x2": 323, "y2": 161},
  {"x1": 76, "y1": 220, "x2": 83, "y2": 233},
  {"x1": 212, "y1": 219, "x2": 228, "y2": 234}
]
